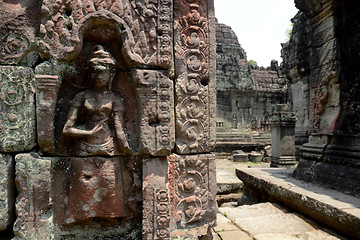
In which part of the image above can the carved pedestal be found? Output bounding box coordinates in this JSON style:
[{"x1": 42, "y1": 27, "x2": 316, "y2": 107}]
[{"x1": 269, "y1": 105, "x2": 297, "y2": 168}]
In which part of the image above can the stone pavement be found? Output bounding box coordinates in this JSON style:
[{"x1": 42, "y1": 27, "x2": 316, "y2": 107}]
[
  {"x1": 216, "y1": 158, "x2": 270, "y2": 195},
  {"x1": 236, "y1": 168, "x2": 360, "y2": 239},
  {"x1": 213, "y1": 202, "x2": 346, "y2": 240},
  {"x1": 214, "y1": 159, "x2": 351, "y2": 239}
]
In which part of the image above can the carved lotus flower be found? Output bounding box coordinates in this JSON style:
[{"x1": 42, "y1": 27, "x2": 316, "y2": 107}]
[
  {"x1": 156, "y1": 229, "x2": 169, "y2": 238},
  {"x1": 157, "y1": 190, "x2": 168, "y2": 202},
  {"x1": 185, "y1": 205, "x2": 196, "y2": 218},
  {"x1": 183, "y1": 177, "x2": 195, "y2": 192},
  {"x1": 156, "y1": 215, "x2": 169, "y2": 227}
]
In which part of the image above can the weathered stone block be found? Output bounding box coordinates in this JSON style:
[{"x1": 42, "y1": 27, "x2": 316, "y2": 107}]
[
  {"x1": 232, "y1": 150, "x2": 248, "y2": 162},
  {"x1": 14, "y1": 154, "x2": 52, "y2": 239},
  {"x1": 249, "y1": 152, "x2": 264, "y2": 163},
  {"x1": 52, "y1": 156, "x2": 142, "y2": 239},
  {"x1": 174, "y1": 0, "x2": 216, "y2": 154},
  {"x1": 0, "y1": 154, "x2": 14, "y2": 231},
  {"x1": 0, "y1": 0, "x2": 40, "y2": 66},
  {"x1": 132, "y1": 69, "x2": 175, "y2": 156},
  {"x1": 0, "y1": 66, "x2": 36, "y2": 152},
  {"x1": 142, "y1": 157, "x2": 170, "y2": 239},
  {"x1": 168, "y1": 153, "x2": 217, "y2": 237},
  {"x1": 38, "y1": 0, "x2": 173, "y2": 69}
]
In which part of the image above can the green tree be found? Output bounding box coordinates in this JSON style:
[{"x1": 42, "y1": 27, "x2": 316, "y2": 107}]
[
  {"x1": 285, "y1": 23, "x2": 293, "y2": 43},
  {"x1": 248, "y1": 60, "x2": 257, "y2": 67}
]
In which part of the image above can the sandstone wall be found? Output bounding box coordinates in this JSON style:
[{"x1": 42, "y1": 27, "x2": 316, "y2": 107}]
[
  {"x1": 282, "y1": 0, "x2": 360, "y2": 196},
  {"x1": 0, "y1": 0, "x2": 217, "y2": 239}
]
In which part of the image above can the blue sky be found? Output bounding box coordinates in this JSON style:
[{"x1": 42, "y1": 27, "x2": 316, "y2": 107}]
[{"x1": 214, "y1": 0, "x2": 298, "y2": 67}]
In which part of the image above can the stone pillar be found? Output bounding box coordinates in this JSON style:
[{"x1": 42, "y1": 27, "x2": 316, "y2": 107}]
[{"x1": 269, "y1": 104, "x2": 297, "y2": 168}]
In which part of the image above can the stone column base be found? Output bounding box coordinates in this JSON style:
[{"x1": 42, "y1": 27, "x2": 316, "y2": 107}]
[{"x1": 271, "y1": 156, "x2": 297, "y2": 168}]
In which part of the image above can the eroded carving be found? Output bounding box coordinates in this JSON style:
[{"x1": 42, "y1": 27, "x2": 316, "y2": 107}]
[
  {"x1": 168, "y1": 154, "x2": 216, "y2": 229},
  {"x1": 0, "y1": 67, "x2": 36, "y2": 152},
  {"x1": 63, "y1": 45, "x2": 130, "y2": 156},
  {"x1": 39, "y1": 0, "x2": 173, "y2": 68},
  {"x1": 311, "y1": 71, "x2": 340, "y2": 134},
  {"x1": 36, "y1": 75, "x2": 62, "y2": 153},
  {"x1": 174, "y1": 0, "x2": 215, "y2": 154},
  {"x1": 133, "y1": 69, "x2": 175, "y2": 156},
  {"x1": 155, "y1": 189, "x2": 170, "y2": 239},
  {"x1": 2, "y1": 32, "x2": 30, "y2": 63},
  {"x1": 65, "y1": 157, "x2": 126, "y2": 224},
  {"x1": 53, "y1": 155, "x2": 142, "y2": 228}
]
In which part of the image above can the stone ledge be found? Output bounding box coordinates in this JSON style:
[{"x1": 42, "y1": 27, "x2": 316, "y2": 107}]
[{"x1": 235, "y1": 168, "x2": 360, "y2": 239}]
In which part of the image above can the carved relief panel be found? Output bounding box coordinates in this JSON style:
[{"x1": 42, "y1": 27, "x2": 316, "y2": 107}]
[
  {"x1": 52, "y1": 156, "x2": 141, "y2": 229},
  {"x1": 174, "y1": 0, "x2": 216, "y2": 154},
  {"x1": 143, "y1": 157, "x2": 170, "y2": 240},
  {"x1": 0, "y1": 0, "x2": 40, "y2": 66},
  {"x1": 36, "y1": 0, "x2": 177, "y2": 157},
  {"x1": 39, "y1": 0, "x2": 173, "y2": 68},
  {"x1": 3, "y1": 0, "x2": 218, "y2": 238},
  {"x1": 36, "y1": 55, "x2": 175, "y2": 156},
  {"x1": 310, "y1": 70, "x2": 340, "y2": 134},
  {"x1": 143, "y1": 154, "x2": 216, "y2": 239},
  {"x1": 36, "y1": 46, "x2": 139, "y2": 156},
  {"x1": 0, "y1": 67, "x2": 36, "y2": 152},
  {"x1": 168, "y1": 154, "x2": 217, "y2": 231},
  {"x1": 132, "y1": 69, "x2": 175, "y2": 156}
]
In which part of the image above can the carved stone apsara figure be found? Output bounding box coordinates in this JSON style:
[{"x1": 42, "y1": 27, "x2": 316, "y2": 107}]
[{"x1": 63, "y1": 45, "x2": 130, "y2": 156}]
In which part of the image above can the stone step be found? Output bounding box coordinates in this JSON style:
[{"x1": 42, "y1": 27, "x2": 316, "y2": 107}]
[{"x1": 236, "y1": 168, "x2": 360, "y2": 239}]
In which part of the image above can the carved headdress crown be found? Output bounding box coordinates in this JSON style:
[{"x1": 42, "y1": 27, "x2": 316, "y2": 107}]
[{"x1": 89, "y1": 45, "x2": 116, "y2": 67}]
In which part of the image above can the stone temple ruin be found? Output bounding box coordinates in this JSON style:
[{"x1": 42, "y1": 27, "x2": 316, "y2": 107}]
[
  {"x1": 233, "y1": 0, "x2": 360, "y2": 239},
  {"x1": 215, "y1": 21, "x2": 287, "y2": 153},
  {"x1": 215, "y1": 0, "x2": 360, "y2": 239},
  {"x1": 1, "y1": 0, "x2": 360, "y2": 239},
  {"x1": 0, "y1": 0, "x2": 217, "y2": 239}
]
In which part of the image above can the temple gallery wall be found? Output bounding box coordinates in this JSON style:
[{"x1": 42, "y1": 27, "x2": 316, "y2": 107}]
[
  {"x1": 282, "y1": 0, "x2": 360, "y2": 197},
  {"x1": 0, "y1": 0, "x2": 217, "y2": 239}
]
